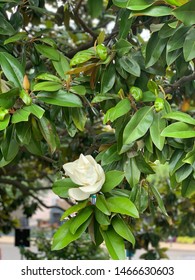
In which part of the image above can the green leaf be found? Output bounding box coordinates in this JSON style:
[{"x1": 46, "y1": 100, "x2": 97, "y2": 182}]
[
  {"x1": 88, "y1": 0, "x2": 103, "y2": 18},
  {"x1": 135, "y1": 153, "x2": 155, "y2": 174},
  {"x1": 96, "y1": 194, "x2": 111, "y2": 215},
  {"x1": 1, "y1": 125, "x2": 19, "y2": 161},
  {"x1": 52, "y1": 178, "x2": 78, "y2": 198},
  {"x1": 162, "y1": 111, "x2": 195, "y2": 125},
  {"x1": 169, "y1": 150, "x2": 186, "y2": 175},
  {"x1": 102, "y1": 170, "x2": 125, "y2": 193},
  {"x1": 183, "y1": 28, "x2": 195, "y2": 61},
  {"x1": 0, "y1": 114, "x2": 10, "y2": 131},
  {"x1": 124, "y1": 158, "x2": 141, "y2": 187},
  {"x1": 60, "y1": 201, "x2": 88, "y2": 220},
  {"x1": 150, "y1": 184, "x2": 168, "y2": 216},
  {"x1": 167, "y1": 26, "x2": 189, "y2": 53},
  {"x1": 145, "y1": 33, "x2": 167, "y2": 68},
  {"x1": 24, "y1": 134, "x2": 43, "y2": 156},
  {"x1": 0, "y1": 12, "x2": 15, "y2": 35},
  {"x1": 172, "y1": 1, "x2": 195, "y2": 26},
  {"x1": 70, "y1": 48, "x2": 95, "y2": 66},
  {"x1": 150, "y1": 112, "x2": 166, "y2": 150},
  {"x1": 183, "y1": 145, "x2": 195, "y2": 165},
  {"x1": 4, "y1": 32, "x2": 27, "y2": 45},
  {"x1": 118, "y1": 56, "x2": 140, "y2": 77},
  {"x1": 95, "y1": 208, "x2": 110, "y2": 226},
  {"x1": 92, "y1": 94, "x2": 120, "y2": 103},
  {"x1": 38, "y1": 116, "x2": 58, "y2": 154},
  {"x1": 0, "y1": 52, "x2": 24, "y2": 88},
  {"x1": 11, "y1": 108, "x2": 31, "y2": 124},
  {"x1": 71, "y1": 108, "x2": 86, "y2": 131},
  {"x1": 175, "y1": 164, "x2": 193, "y2": 183},
  {"x1": 104, "y1": 99, "x2": 131, "y2": 124},
  {"x1": 35, "y1": 73, "x2": 61, "y2": 82},
  {"x1": 0, "y1": 88, "x2": 19, "y2": 108},
  {"x1": 100, "y1": 227, "x2": 125, "y2": 260},
  {"x1": 33, "y1": 81, "x2": 62, "y2": 92},
  {"x1": 113, "y1": 0, "x2": 154, "y2": 9},
  {"x1": 130, "y1": 6, "x2": 172, "y2": 17},
  {"x1": 112, "y1": 216, "x2": 135, "y2": 246},
  {"x1": 52, "y1": 218, "x2": 90, "y2": 250},
  {"x1": 69, "y1": 206, "x2": 93, "y2": 234},
  {"x1": 101, "y1": 143, "x2": 122, "y2": 166},
  {"x1": 101, "y1": 63, "x2": 116, "y2": 94},
  {"x1": 52, "y1": 53, "x2": 70, "y2": 79},
  {"x1": 107, "y1": 196, "x2": 139, "y2": 218},
  {"x1": 37, "y1": 90, "x2": 82, "y2": 108},
  {"x1": 115, "y1": 39, "x2": 132, "y2": 56},
  {"x1": 182, "y1": 178, "x2": 195, "y2": 198},
  {"x1": 35, "y1": 44, "x2": 60, "y2": 61},
  {"x1": 161, "y1": 122, "x2": 195, "y2": 138},
  {"x1": 122, "y1": 106, "x2": 153, "y2": 148},
  {"x1": 166, "y1": 49, "x2": 182, "y2": 66},
  {"x1": 22, "y1": 104, "x2": 45, "y2": 119},
  {"x1": 70, "y1": 85, "x2": 86, "y2": 96},
  {"x1": 15, "y1": 121, "x2": 31, "y2": 145}
]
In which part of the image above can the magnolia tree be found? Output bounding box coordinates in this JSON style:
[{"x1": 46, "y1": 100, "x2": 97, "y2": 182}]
[{"x1": 0, "y1": 0, "x2": 195, "y2": 259}]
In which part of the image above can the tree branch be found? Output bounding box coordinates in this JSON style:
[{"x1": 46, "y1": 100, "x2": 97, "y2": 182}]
[{"x1": 165, "y1": 72, "x2": 195, "y2": 94}]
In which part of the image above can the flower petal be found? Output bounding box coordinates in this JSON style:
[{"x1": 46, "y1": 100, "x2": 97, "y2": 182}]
[
  {"x1": 68, "y1": 188, "x2": 90, "y2": 201},
  {"x1": 79, "y1": 174, "x2": 105, "y2": 194}
]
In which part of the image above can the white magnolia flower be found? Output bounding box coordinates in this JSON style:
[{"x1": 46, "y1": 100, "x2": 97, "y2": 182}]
[{"x1": 63, "y1": 154, "x2": 105, "y2": 201}]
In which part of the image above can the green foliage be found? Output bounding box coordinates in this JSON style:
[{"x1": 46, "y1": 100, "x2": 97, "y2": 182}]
[{"x1": 0, "y1": 0, "x2": 195, "y2": 260}]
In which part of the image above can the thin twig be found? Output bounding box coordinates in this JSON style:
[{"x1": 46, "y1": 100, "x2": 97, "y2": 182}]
[{"x1": 165, "y1": 72, "x2": 195, "y2": 94}]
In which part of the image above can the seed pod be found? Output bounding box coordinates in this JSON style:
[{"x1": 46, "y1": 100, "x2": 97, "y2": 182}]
[{"x1": 154, "y1": 97, "x2": 164, "y2": 112}]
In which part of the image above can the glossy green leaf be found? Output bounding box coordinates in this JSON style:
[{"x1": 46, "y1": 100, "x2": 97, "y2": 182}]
[
  {"x1": 0, "y1": 88, "x2": 19, "y2": 108},
  {"x1": 95, "y1": 208, "x2": 110, "y2": 225},
  {"x1": 52, "y1": 218, "x2": 90, "y2": 250},
  {"x1": 101, "y1": 63, "x2": 116, "y2": 94},
  {"x1": 113, "y1": 0, "x2": 154, "y2": 9},
  {"x1": 175, "y1": 164, "x2": 193, "y2": 183},
  {"x1": 96, "y1": 194, "x2": 111, "y2": 215},
  {"x1": 166, "y1": 49, "x2": 182, "y2": 66},
  {"x1": 150, "y1": 184, "x2": 168, "y2": 216},
  {"x1": 33, "y1": 81, "x2": 62, "y2": 92},
  {"x1": 112, "y1": 216, "x2": 135, "y2": 246},
  {"x1": 1, "y1": 125, "x2": 19, "y2": 161},
  {"x1": 24, "y1": 135, "x2": 43, "y2": 156},
  {"x1": 52, "y1": 178, "x2": 78, "y2": 198},
  {"x1": 22, "y1": 104, "x2": 45, "y2": 119},
  {"x1": 70, "y1": 206, "x2": 93, "y2": 234},
  {"x1": 161, "y1": 122, "x2": 195, "y2": 138},
  {"x1": 150, "y1": 112, "x2": 166, "y2": 150},
  {"x1": 37, "y1": 90, "x2": 82, "y2": 108},
  {"x1": 183, "y1": 145, "x2": 195, "y2": 165},
  {"x1": 101, "y1": 144, "x2": 122, "y2": 166},
  {"x1": 169, "y1": 150, "x2": 185, "y2": 175},
  {"x1": 88, "y1": 0, "x2": 103, "y2": 18},
  {"x1": 124, "y1": 158, "x2": 141, "y2": 188},
  {"x1": 52, "y1": 53, "x2": 70, "y2": 79},
  {"x1": 103, "y1": 99, "x2": 131, "y2": 124},
  {"x1": 0, "y1": 12, "x2": 15, "y2": 35},
  {"x1": 167, "y1": 26, "x2": 189, "y2": 52},
  {"x1": 135, "y1": 153, "x2": 155, "y2": 174},
  {"x1": 159, "y1": 22, "x2": 178, "y2": 39},
  {"x1": 0, "y1": 114, "x2": 10, "y2": 131},
  {"x1": 172, "y1": 1, "x2": 195, "y2": 26},
  {"x1": 92, "y1": 94, "x2": 119, "y2": 103},
  {"x1": 145, "y1": 33, "x2": 167, "y2": 68},
  {"x1": 61, "y1": 201, "x2": 88, "y2": 220},
  {"x1": 15, "y1": 121, "x2": 31, "y2": 145},
  {"x1": 100, "y1": 227, "x2": 125, "y2": 260},
  {"x1": 70, "y1": 85, "x2": 86, "y2": 96},
  {"x1": 118, "y1": 56, "x2": 140, "y2": 77},
  {"x1": 0, "y1": 52, "x2": 24, "y2": 88},
  {"x1": 182, "y1": 178, "x2": 195, "y2": 198},
  {"x1": 71, "y1": 108, "x2": 86, "y2": 131},
  {"x1": 38, "y1": 116, "x2": 58, "y2": 154},
  {"x1": 70, "y1": 48, "x2": 95, "y2": 66},
  {"x1": 4, "y1": 32, "x2": 27, "y2": 45},
  {"x1": 122, "y1": 106, "x2": 153, "y2": 148},
  {"x1": 162, "y1": 111, "x2": 195, "y2": 125},
  {"x1": 107, "y1": 196, "x2": 139, "y2": 218},
  {"x1": 130, "y1": 6, "x2": 172, "y2": 17},
  {"x1": 183, "y1": 28, "x2": 195, "y2": 61},
  {"x1": 101, "y1": 170, "x2": 125, "y2": 193},
  {"x1": 35, "y1": 44, "x2": 60, "y2": 61},
  {"x1": 12, "y1": 108, "x2": 31, "y2": 124},
  {"x1": 36, "y1": 73, "x2": 61, "y2": 82},
  {"x1": 115, "y1": 39, "x2": 132, "y2": 56}
]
